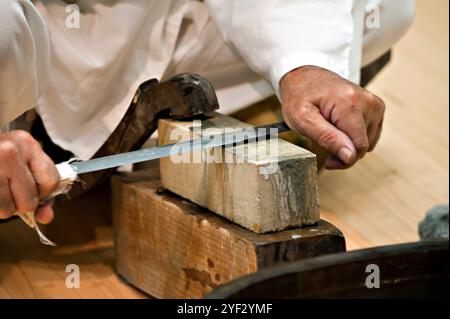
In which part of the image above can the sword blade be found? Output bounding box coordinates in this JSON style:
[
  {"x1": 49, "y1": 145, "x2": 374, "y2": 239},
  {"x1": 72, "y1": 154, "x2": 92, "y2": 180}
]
[{"x1": 70, "y1": 121, "x2": 290, "y2": 174}]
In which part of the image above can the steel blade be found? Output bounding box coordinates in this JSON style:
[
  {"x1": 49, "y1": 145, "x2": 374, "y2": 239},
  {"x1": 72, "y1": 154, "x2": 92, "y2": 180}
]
[{"x1": 70, "y1": 121, "x2": 290, "y2": 174}]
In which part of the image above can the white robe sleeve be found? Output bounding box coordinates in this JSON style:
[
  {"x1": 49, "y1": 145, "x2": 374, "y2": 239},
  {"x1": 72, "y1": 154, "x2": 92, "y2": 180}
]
[
  {"x1": 205, "y1": 0, "x2": 364, "y2": 96},
  {"x1": 0, "y1": 0, "x2": 51, "y2": 129}
]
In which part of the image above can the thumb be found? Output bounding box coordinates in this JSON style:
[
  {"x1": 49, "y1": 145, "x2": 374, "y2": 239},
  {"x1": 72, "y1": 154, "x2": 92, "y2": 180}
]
[{"x1": 289, "y1": 105, "x2": 357, "y2": 166}]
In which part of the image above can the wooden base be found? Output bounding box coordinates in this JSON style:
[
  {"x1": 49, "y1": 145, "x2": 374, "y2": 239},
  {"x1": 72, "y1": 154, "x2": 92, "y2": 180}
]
[{"x1": 111, "y1": 171, "x2": 345, "y2": 299}]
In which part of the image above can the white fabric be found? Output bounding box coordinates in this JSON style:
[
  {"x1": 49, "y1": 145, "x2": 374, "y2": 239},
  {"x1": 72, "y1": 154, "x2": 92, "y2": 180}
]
[
  {"x1": 0, "y1": 0, "x2": 415, "y2": 160},
  {"x1": 206, "y1": 0, "x2": 364, "y2": 95}
]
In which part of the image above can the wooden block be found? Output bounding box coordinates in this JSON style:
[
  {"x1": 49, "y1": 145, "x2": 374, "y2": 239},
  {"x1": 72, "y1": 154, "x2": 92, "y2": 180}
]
[
  {"x1": 112, "y1": 173, "x2": 345, "y2": 299},
  {"x1": 158, "y1": 112, "x2": 319, "y2": 233}
]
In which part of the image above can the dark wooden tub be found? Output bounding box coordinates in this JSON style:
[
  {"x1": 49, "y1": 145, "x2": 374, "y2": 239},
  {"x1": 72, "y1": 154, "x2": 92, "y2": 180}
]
[{"x1": 206, "y1": 241, "x2": 449, "y2": 299}]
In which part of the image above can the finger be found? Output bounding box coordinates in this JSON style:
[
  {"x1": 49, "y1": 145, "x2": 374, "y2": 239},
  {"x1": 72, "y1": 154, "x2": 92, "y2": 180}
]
[
  {"x1": 324, "y1": 155, "x2": 350, "y2": 170},
  {"x1": 8, "y1": 131, "x2": 59, "y2": 199},
  {"x1": 35, "y1": 200, "x2": 55, "y2": 225},
  {"x1": 366, "y1": 107, "x2": 384, "y2": 152},
  {"x1": 288, "y1": 103, "x2": 358, "y2": 166},
  {"x1": 369, "y1": 121, "x2": 383, "y2": 152},
  {"x1": 367, "y1": 122, "x2": 377, "y2": 149},
  {"x1": 0, "y1": 177, "x2": 16, "y2": 219},
  {"x1": 8, "y1": 160, "x2": 39, "y2": 214},
  {"x1": 28, "y1": 149, "x2": 59, "y2": 199},
  {"x1": 332, "y1": 107, "x2": 370, "y2": 160},
  {"x1": 364, "y1": 93, "x2": 385, "y2": 152}
]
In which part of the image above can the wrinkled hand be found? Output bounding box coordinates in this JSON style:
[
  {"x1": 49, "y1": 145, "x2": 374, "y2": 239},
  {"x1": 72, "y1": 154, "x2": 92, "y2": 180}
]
[
  {"x1": 0, "y1": 131, "x2": 59, "y2": 223},
  {"x1": 280, "y1": 66, "x2": 385, "y2": 169}
]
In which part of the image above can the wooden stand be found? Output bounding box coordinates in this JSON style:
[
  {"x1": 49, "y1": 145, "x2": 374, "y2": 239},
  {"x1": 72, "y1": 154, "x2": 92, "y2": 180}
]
[{"x1": 112, "y1": 171, "x2": 345, "y2": 299}]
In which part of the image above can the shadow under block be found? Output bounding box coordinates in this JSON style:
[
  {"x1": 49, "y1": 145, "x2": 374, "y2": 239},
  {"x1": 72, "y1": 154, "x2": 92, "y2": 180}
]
[
  {"x1": 112, "y1": 174, "x2": 345, "y2": 299},
  {"x1": 158, "y1": 113, "x2": 320, "y2": 234}
]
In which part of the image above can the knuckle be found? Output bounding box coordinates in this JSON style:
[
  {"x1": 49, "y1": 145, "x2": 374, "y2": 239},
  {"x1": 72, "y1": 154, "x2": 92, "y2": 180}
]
[
  {"x1": 317, "y1": 130, "x2": 338, "y2": 149},
  {"x1": 41, "y1": 176, "x2": 59, "y2": 195},
  {"x1": 355, "y1": 140, "x2": 370, "y2": 154},
  {"x1": 366, "y1": 92, "x2": 385, "y2": 113},
  {"x1": 48, "y1": 177, "x2": 59, "y2": 192},
  {"x1": 0, "y1": 140, "x2": 19, "y2": 160},
  {"x1": 10, "y1": 130, "x2": 36, "y2": 146},
  {"x1": 37, "y1": 160, "x2": 59, "y2": 195},
  {"x1": 292, "y1": 103, "x2": 314, "y2": 133},
  {"x1": 342, "y1": 87, "x2": 360, "y2": 104},
  {"x1": 296, "y1": 103, "x2": 312, "y2": 120}
]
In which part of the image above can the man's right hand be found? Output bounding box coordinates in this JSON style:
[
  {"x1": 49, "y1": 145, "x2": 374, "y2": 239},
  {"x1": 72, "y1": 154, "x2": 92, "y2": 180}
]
[{"x1": 0, "y1": 131, "x2": 59, "y2": 224}]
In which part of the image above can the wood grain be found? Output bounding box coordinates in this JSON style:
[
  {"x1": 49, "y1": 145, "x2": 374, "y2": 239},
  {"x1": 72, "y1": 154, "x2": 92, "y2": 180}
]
[
  {"x1": 158, "y1": 112, "x2": 319, "y2": 233},
  {"x1": 112, "y1": 172, "x2": 344, "y2": 299}
]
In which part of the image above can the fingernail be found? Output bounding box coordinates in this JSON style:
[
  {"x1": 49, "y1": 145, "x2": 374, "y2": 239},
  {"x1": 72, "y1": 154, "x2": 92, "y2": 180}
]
[{"x1": 338, "y1": 147, "x2": 353, "y2": 164}]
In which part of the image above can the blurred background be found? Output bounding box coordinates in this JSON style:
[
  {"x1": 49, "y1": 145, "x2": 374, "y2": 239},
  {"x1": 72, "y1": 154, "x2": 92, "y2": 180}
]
[
  {"x1": 319, "y1": 0, "x2": 449, "y2": 250},
  {"x1": 0, "y1": 0, "x2": 448, "y2": 298}
]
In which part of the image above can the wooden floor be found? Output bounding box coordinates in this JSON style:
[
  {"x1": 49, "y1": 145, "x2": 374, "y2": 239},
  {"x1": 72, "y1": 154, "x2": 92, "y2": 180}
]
[
  {"x1": 319, "y1": 0, "x2": 449, "y2": 250},
  {"x1": 0, "y1": 0, "x2": 448, "y2": 298},
  {"x1": 0, "y1": 187, "x2": 145, "y2": 298}
]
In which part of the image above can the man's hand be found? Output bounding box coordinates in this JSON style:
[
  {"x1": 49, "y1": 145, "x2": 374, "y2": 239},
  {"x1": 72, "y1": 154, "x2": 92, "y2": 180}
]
[
  {"x1": 280, "y1": 66, "x2": 385, "y2": 169},
  {"x1": 0, "y1": 131, "x2": 59, "y2": 223}
]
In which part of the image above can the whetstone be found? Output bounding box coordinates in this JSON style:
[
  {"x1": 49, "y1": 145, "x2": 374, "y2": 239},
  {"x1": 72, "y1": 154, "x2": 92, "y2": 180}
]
[
  {"x1": 111, "y1": 171, "x2": 345, "y2": 299},
  {"x1": 158, "y1": 112, "x2": 320, "y2": 233}
]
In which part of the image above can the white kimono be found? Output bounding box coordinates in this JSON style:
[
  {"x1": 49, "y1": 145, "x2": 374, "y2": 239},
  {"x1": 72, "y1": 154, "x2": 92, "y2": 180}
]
[{"x1": 0, "y1": 0, "x2": 415, "y2": 160}]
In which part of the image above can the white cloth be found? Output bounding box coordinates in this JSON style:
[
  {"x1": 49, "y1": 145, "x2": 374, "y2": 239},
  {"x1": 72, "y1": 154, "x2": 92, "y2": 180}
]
[{"x1": 0, "y1": 0, "x2": 415, "y2": 160}]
